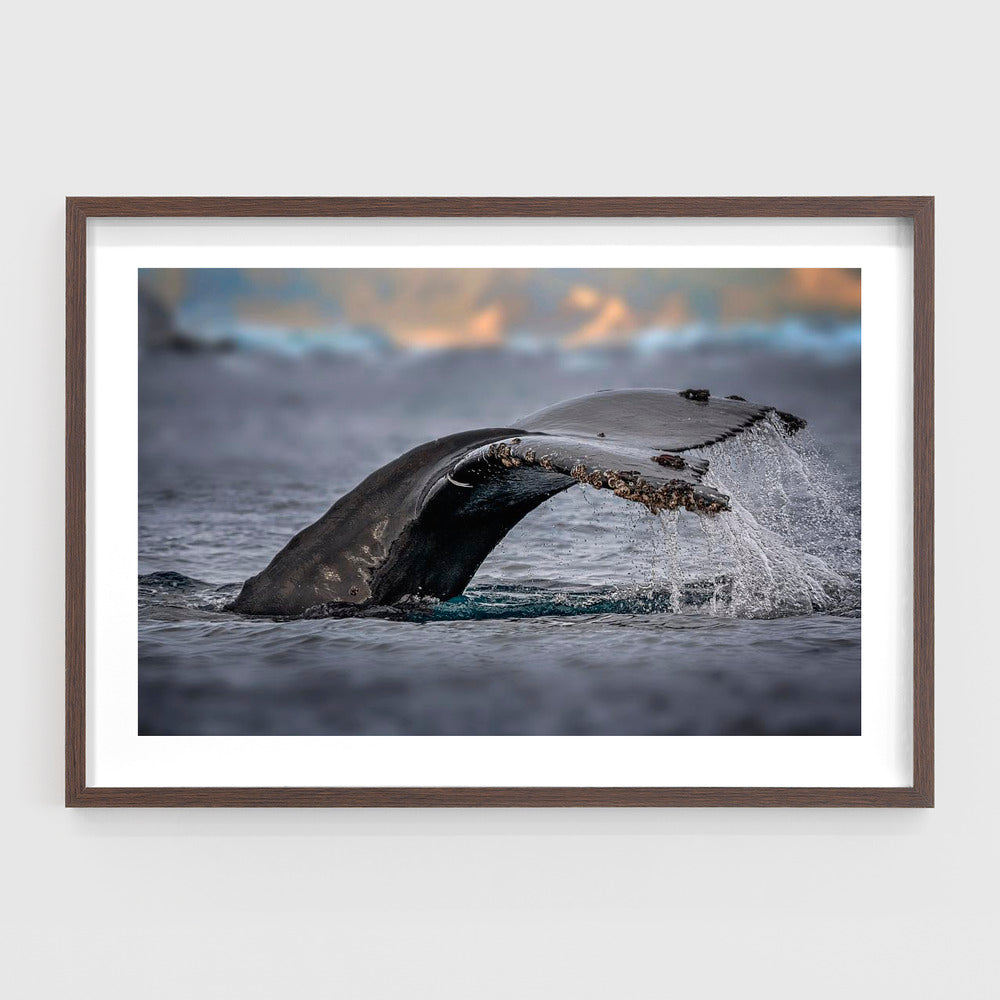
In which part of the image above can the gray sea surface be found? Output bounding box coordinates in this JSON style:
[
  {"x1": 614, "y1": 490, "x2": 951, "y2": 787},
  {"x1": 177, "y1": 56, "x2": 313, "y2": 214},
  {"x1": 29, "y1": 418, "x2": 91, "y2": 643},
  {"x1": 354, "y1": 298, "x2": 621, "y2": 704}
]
[{"x1": 139, "y1": 345, "x2": 861, "y2": 735}]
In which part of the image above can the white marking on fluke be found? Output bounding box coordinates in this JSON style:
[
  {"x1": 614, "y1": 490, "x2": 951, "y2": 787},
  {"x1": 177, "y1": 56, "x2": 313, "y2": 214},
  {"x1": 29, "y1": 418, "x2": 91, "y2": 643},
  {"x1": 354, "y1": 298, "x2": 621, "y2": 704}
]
[{"x1": 446, "y1": 472, "x2": 474, "y2": 488}]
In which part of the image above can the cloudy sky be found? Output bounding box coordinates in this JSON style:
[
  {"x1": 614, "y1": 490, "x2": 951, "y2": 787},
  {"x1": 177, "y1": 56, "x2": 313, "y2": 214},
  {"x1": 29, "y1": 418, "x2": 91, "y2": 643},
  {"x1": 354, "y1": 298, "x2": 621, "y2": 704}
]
[{"x1": 140, "y1": 268, "x2": 861, "y2": 351}]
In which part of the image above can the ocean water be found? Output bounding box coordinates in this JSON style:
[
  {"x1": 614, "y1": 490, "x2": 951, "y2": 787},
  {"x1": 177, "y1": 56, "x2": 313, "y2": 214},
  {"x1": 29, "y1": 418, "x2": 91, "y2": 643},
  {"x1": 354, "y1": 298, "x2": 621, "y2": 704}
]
[{"x1": 139, "y1": 345, "x2": 861, "y2": 735}]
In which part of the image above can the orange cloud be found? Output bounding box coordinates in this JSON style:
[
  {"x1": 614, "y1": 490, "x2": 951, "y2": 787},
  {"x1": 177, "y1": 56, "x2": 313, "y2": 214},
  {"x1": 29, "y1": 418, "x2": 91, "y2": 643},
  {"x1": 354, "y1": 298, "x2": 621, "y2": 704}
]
[
  {"x1": 564, "y1": 284, "x2": 603, "y2": 311},
  {"x1": 392, "y1": 301, "x2": 506, "y2": 350},
  {"x1": 467, "y1": 302, "x2": 505, "y2": 344},
  {"x1": 787, "y1": 268, "x2": 862, "y2": 313},
  {"x1": 561, "y1": 295, "x2": 636, "y2": 348}
]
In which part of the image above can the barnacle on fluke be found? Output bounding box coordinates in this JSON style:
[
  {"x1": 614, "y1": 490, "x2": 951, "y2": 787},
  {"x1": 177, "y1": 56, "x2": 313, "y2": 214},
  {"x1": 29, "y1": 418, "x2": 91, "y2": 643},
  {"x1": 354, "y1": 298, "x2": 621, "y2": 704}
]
[
  {"x1": 569, "y1": 465, "x2": 729, "y2": 515},
  {"x1": 230, "y1": 387, "x2": 805, "y2": 616},
  {"x1": 775, "y1": 410, "x2": 807, "y2": 434}
]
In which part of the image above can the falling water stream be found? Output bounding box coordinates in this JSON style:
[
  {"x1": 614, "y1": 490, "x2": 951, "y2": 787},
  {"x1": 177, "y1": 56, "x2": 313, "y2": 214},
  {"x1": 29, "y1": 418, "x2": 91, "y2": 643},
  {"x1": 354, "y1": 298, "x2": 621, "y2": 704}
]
[{"x1": 644, "y1": 414, "x2": 860, "y2": 619}]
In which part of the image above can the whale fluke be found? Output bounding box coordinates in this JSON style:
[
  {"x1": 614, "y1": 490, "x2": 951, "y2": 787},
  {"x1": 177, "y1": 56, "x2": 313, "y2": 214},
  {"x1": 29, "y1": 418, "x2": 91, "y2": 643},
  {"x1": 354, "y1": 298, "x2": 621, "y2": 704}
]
[{"x1": 230, "y1": 388, "x2": 803, "y2": 617}]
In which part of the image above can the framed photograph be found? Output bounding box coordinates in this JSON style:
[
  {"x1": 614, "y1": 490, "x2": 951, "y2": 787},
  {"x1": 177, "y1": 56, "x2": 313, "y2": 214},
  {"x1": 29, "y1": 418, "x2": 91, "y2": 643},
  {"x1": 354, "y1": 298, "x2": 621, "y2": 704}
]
[{"x1": 66, "y1": 197, "x2": 933, "y2": 807}]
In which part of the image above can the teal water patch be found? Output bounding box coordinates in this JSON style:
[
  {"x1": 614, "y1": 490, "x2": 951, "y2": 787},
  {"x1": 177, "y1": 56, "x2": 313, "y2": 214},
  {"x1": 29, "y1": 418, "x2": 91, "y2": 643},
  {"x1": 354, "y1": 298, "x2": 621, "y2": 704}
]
[{"x1": 422, "y1": 582, "x2": 728, "y2": 622}]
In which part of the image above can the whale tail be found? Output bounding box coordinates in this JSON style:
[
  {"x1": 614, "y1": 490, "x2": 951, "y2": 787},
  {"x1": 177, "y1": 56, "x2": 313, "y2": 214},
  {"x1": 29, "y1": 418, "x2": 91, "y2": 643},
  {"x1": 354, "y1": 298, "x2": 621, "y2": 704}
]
[{"x1": 230, "y1": 388, "x2": 805, "y2": 617}]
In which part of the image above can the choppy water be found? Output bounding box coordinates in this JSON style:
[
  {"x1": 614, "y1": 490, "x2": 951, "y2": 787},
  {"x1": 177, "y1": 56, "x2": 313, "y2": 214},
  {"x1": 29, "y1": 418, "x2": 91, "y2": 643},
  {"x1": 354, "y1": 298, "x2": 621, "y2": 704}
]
[{"x1": 139, "y1": 346, "x2": 861, "y2": 735}]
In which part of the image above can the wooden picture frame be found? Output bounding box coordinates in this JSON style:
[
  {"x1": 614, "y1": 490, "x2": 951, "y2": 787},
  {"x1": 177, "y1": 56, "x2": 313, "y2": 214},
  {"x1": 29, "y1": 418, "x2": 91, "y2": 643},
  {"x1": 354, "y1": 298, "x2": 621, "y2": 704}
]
[{"x1": 66, "y1": 196, "x2": 933, "y2": 807}]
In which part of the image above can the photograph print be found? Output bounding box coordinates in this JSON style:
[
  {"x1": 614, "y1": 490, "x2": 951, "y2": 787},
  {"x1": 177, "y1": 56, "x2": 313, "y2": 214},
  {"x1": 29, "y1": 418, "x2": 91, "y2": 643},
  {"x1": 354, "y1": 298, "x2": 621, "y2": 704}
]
[{"x1": 138, "y1": 266, "x2": 862, "y2": 737}]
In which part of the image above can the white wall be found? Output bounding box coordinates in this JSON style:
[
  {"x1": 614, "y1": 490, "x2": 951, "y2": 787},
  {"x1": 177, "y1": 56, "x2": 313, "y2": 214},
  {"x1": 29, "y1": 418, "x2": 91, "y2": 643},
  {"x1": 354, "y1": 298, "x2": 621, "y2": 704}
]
[{"x1": 2, "y1": 2, "x2": 994, "y2": 997}]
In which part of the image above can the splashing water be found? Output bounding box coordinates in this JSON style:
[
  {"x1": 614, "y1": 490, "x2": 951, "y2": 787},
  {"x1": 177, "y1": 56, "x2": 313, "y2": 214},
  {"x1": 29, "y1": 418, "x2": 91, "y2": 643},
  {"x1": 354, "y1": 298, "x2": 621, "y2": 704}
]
[
  {"x1": 478, "y1": 412, "x2": 859, "y2": 621},
  {"x1": 661, "y1": 509, "x2": 683, "y2": 614},
  {"x1": 646, "y1": 413, "x2": 860, "y2": 619}
]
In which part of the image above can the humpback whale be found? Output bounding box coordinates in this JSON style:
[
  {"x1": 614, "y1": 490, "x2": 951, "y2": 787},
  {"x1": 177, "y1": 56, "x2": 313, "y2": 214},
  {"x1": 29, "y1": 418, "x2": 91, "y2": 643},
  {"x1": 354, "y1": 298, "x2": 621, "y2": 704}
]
[{"x1": 230, "y1": 388, "x2": 805, "y2": 617}]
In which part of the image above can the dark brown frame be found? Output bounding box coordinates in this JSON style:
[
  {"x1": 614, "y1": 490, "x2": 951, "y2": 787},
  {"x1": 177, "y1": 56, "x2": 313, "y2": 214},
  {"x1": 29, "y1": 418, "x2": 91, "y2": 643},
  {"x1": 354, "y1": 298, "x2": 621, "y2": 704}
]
[{"x1": 66, "y1": 197, "x2": 934, "y2": 807}]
